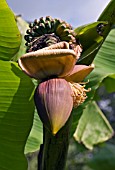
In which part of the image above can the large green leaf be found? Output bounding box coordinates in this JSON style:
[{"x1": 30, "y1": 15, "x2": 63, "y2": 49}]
[
  {"x1": 0, "y1": 60, "x2": 35, "y2": 170},
  {"x1": 0, "y1": 0, "x2": 21, "y2": 61},
  {"x1": 73, "y1": 102, "x2": 113, "y2": 150}
]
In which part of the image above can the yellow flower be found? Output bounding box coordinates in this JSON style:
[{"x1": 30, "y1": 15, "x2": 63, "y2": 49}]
[{"x1": 18, "y1": 41, "x2": 94, "y2": 134}]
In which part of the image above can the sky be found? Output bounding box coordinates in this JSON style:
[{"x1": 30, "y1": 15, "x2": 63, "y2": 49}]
[{"x1": 6, "y1": 0, "x2": 110, "y2": 27}]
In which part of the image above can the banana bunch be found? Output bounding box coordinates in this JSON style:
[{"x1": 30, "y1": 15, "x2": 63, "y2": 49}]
[{"x1": 24, "y1": 16, "x2": 77, "y2": 52}]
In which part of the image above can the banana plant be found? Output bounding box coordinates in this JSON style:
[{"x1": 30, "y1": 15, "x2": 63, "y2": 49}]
[{"x1": 0, "y1": 0, "x2": 115, "y2": 170}]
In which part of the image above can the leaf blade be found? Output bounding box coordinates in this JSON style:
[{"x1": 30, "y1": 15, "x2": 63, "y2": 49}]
[
  {"x1": 74, "y1": 102, "x2": 113, "y2": 150},
  {"x1": 25, "y1": 109, "x2": 43, "y2": 154},
  {"x1": 0, "y1": 0, "x2": 21, "y2": 61},
  {"x1": 0, "y1": 60, "x2": 35, "y2": 170}
]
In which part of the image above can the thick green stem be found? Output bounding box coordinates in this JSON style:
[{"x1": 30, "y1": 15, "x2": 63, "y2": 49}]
[{"x1": 38, "y1": 115, "x2": 72, "y2": 170}]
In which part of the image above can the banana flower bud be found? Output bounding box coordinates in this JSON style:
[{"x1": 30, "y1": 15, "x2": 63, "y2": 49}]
[{"x1": 34, "y1": 78, "x2": 73, "y2": 135}]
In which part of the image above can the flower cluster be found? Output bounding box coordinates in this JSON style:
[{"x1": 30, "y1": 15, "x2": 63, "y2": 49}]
[{"x1": 18, "y1": 16, "x2": 94, "y2": 135}]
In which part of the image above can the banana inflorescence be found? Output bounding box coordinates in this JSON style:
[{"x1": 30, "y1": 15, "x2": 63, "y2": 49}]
[{"x1": 24, "y1": 16, "x2": 78, "y2": 52}]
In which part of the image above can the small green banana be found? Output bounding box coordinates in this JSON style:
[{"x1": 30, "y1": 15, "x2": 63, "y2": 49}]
[
  {"x1": 53, "y1": 19, "x2": 63, "y2": 32},
  {"x1": 55, "y1": 23, "x2": 67, "y2": 36},
  {"x1": 33, "y1": 19, "x2": 39, "y2": 25},
  {"x1": 45, "y1": 16, "x2": 52, "y2": 22},
  {"x1": 26, "y1": 29, "x2": 39, "y2": 37},
  {"x1": 39, "y1": 17, "x2": 46, "y2": 24},
  {"x1": 24, "y1": 35, "x2": 33, "y2": 42},
  {"x1": 59, "y1": 28, "x2": 70, "y2": 37},
  {"x1": 33, "y1": 25, "x2": 44, "y2": 35},
  {"x1": 39, "y1": 23, "x2": 48, "y2": 34},
  {"x1": 29, "y1": 22, "x2": 34, "y2": 28},
  {"x1": 45, "y1": 21, "x2": 52, "y2": 33},
  {"x1": 60, "y1": 34, "x2": 72, "y2": 41}
]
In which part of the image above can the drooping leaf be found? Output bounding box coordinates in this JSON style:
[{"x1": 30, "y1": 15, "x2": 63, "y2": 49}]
[
  {"x1": 0, "y1": 60, "x2": 35, "y2": 170},
  {"x1": 74, "y1": 21, "x2": 107, "y2": 65},
  {"x1": 25, "y1": 109, "x2": 43, "y2": 154},
  {"x1": 88, "y1": 143, "x2": 115, "y2": 170},
  {"x1": 74, "y1": 21, "x2": 106, "y2": 51},
  {"x1": 73, "y1": 102, "x2": 113, "y2": 150},
  {"x1": 0, "y1": 0, "x2": 21, "y2": 61}
]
